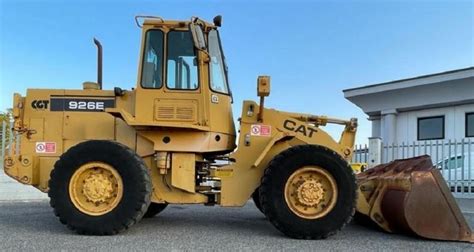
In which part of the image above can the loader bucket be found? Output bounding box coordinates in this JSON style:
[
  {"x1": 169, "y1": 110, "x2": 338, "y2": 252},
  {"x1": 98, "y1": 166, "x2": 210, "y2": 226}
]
[{"x1": 356, "y1": 155, "x2": 473, "y2": 243}]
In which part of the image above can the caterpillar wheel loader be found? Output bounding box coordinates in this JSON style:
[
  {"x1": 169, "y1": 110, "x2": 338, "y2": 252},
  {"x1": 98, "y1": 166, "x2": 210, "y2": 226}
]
[{"x1": 3, "y1": 16, "x2": 472, "y2": 242}]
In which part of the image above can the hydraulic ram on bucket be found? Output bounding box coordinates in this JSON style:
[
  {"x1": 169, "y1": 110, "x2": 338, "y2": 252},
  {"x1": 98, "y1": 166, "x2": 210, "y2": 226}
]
[{"x1": 356, "y1": 155, "x2": 473, "y2": 243}]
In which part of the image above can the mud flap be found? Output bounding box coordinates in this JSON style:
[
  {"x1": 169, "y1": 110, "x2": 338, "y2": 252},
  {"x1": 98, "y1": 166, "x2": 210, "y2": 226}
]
[{"x1": 356, "y1": 155, "x2": 473, "y2": 243}]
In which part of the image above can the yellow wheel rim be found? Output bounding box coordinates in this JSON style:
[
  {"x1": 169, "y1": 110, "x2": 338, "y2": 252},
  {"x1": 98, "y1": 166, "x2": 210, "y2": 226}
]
[
  {"x1": 284, "y1": 166, "x2": 338, "y2": 219},
  {"x1": 69, "y1": 162, "x2": 123, "y2": 216}
]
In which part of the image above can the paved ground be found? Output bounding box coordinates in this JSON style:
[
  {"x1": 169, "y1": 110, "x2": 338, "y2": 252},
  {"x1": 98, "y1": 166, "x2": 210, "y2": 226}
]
[
  {"x1": 0, "y1": 200, "x2": 473, "y2": 251},
  {"x1": 1, "y1": 170, "x2": 473, "y2": 250},
  {"x1": 0, "y1": 172, "x2": 47, "y2": 201}
]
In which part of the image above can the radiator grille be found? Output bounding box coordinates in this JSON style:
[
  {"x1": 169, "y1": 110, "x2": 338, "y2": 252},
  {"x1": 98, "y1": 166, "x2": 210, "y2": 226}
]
[
  {"x1": 154, "y1": 99, "x2": 197, "y2": 122},
  {"x1": 157, "y1": 106, "x2": 174, "y2": 119},
  {"x1": 176, "y1": 107, "x2": 194, "y2": 120}
]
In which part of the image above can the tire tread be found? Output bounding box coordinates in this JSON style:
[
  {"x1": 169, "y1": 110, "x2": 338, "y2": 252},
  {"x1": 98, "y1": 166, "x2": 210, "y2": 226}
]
[
  {"x1": 259, "y1": 145, "x2": 357, "y2": 239},
  {"x1": 48, "y1": 140, "x2": 151, "y2": 235}
]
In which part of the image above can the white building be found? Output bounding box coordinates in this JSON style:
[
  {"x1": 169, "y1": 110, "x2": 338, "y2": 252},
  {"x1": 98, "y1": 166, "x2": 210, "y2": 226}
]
[{"x1": 344, "y1": 67, "x2": 474, "y2": 145}]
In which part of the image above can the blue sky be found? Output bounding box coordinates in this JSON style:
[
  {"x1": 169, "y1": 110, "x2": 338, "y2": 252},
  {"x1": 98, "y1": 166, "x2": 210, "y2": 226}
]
[{"x1": 1, "y1": 0, "x2": 473, "y2": 144}]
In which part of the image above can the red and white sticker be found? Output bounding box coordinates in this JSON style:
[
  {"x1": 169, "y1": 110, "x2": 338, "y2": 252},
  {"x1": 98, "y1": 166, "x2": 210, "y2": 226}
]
[
  {"x1": 250, "y1": 124, "x2": 271, "y2": 136},
  {"x1": 35, "y1": 142, "x2": 56, "y2": 154}
]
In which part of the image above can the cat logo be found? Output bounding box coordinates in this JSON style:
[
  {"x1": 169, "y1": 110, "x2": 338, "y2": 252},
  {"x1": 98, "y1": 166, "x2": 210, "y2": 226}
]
[
  {"x1": 283, "y1": 119, "x2": 318, "y2": 138},
  {"x1": 31, "y1": 100, "x2": 50, "y2": 110}
]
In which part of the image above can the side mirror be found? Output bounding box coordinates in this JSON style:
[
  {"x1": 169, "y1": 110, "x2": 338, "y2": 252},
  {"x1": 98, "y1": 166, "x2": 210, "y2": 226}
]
[
  {"x1": 257, "y1": 76, "x2": 271, "y2": 121},
  {"x1": 114, "y1": 87, "x2": 125, "y2": 96},
  {"x1": 257, "y1": 76, "x2": 271, "y2": 97},
  {"x1": 213, "y1": 15, "x2": 222, "y2": 27},
  {"x1": 189, "y1": 20, "x2": 206, "y2": 50}
]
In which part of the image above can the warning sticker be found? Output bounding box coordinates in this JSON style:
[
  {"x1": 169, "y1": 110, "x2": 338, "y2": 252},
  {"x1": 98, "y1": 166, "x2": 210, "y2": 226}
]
[
  {"x1": 250, "y1": 124, "x2": 271, "y2": 136},
  {"x1": 36, "y1": 142, "x2": 56, "y2": 154},
  {"x1": 214, "y1": 169, "x2": 233, "y2": 177}
]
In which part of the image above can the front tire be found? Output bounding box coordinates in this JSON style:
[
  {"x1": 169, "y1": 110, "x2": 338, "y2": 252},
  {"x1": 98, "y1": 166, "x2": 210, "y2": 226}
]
[
  {"x1": 48, "y1": 140, "x2": 152, "y2": 235},
  {"x1": 260, "y1": 145, "x2": 356, "y2": 239},
  {"x1": 143, "y1": 203, "x2": 168, "y2": 218}
]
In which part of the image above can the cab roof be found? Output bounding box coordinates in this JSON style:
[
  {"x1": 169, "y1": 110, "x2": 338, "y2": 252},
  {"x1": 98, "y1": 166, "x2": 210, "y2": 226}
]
[{"x1": 140, "y1": 16, "x2": 216, "y2": 30}]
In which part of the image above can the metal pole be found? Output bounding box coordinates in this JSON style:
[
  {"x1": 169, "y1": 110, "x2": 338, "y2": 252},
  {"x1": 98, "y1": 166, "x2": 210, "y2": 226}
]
[
  {"x1": 364, "y1": 144, "x2": 368, "y2": 164},
  {"x1": 461, "y1": 138, "x2": 465, "y2": 181},
  {"x1": 402, "y1": 142, "x2": 405, "y2": 159},
  {"x1": 424, "y1": 140, "x2": 427, "y2": 155},
  {"x1": 429, "y1": 140, "x2": 433, "y2": 160},
  {"x1": 391, "y1": 142, "x2": 395, "y2": 161},
  {"x1": 469, "y1": 138, "x2": 472, "y2": 194},
  {"x1": 417, "y1": 141, "x2": 420, "y2": 156},
  {"x1": 435, "y1": 140, "x2": 439, "y2": 168},
  {"x1": 448, "y1": 140, "x2": 452, "y2": 183},
  {"x1": 461, "y1": 138, "x2": 464, "y2": 195},
  {"x1": 1, "y1": 121, "x2": 5, "y2": 170},
  {"x1": 441, "y1": 140, "x2": 445, "y2": 176},
  {"x1": 8, "y1": 125, "x2": 13, "y2": 156},
  {"x1": 454, "y1": 139, "x2": 458, "y2": 183}
]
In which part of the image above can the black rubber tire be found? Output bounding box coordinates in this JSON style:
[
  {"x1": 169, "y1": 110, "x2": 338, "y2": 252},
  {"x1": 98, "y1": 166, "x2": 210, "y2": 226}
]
[
  {"x1": 259, "y1": 145, "x2": 357, "y2": 239},
  {"x1": 48, "y1": 140, "x2": 152, "y2": 235},
  {"x1": 352, "y1": 212, "x2": 383, "y2": 231},
  {"x1": 251, "y1": 187, "x2": 264, "y2": 214},
  {"x1": 143, "y1": 203, "x2": 168, "y2": 218}
]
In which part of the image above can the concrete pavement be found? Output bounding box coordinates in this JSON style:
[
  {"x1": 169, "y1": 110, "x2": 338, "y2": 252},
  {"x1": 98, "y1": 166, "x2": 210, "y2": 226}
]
[
  {"x1": 1, "y1": 169, "x2": 473, "y2": 251},
  {"x1": 0, "y1": 171, "x2": 48, "y2": 201},
  {"x1": 0, "y1": 201, "x2": 473, "y2": 251}
]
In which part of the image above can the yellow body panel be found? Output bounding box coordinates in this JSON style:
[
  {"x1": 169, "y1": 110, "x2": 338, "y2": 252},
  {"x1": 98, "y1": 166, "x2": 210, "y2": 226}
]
[
  {"x1": 350, "y1": 163, "x2": 367, "y2": 174},
  {"x1": 171, "y1": 153, "x2": 196, "y2": 193},
  {"x1": 220, "y1": 101, "x2": 355, "y2": 206}
]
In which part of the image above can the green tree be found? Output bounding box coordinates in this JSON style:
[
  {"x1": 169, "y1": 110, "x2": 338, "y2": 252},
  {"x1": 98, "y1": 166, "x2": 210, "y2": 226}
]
[{"x1": 0, "y1": 109, "x2": 13, "y2": 153}]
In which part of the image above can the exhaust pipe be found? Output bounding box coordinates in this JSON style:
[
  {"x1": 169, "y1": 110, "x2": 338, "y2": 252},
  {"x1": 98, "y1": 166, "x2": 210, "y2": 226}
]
[{"x1": 93, "y1": 38, "x2": 103, "y2": 89}]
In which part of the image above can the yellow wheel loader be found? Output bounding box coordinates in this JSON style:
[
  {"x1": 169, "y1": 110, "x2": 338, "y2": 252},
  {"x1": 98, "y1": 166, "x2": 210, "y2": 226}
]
[{"x1": 3, "y1": 16, "x2": 472, "y2": 242}]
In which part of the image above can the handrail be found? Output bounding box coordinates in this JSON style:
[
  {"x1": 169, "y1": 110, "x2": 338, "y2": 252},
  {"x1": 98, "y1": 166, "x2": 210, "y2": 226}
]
[{"x1": 135, "y1": 15, "x2": 164, "y2": 28}]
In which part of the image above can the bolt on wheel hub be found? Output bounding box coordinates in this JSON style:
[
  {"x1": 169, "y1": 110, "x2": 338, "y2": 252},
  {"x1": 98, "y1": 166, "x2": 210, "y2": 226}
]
[
  {"x1": 82, "y1": 173, "x2": 114, "y2": 203},
  {"x1": 284, "y1": 166, "x2": 338, "y2": 219},
  {"x1": 69, "y1": 162, "x2": 123, "y2": 216},
  {"x1": 297, "y1": 179, "x2": 324, "y2": 207}
]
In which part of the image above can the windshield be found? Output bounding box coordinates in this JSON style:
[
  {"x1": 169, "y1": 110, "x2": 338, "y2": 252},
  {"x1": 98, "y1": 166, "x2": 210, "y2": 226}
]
[{"x1": 208, "y1": 30, "x2": 229, "y2": 94}]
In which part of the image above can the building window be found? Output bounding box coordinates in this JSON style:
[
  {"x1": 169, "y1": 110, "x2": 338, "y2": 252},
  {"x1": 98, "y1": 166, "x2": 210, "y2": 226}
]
[
  {"x1": 417, "y1": 116, "x2": 444, "y2": 140},
  {"x1": 467, "y1": 113, "x2": 474, "y2": 137}
]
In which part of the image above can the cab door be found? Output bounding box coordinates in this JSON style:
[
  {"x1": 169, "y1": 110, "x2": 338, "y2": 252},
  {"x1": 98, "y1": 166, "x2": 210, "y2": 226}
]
[
  {"x1": 135, "y1": 28, "x2": 206, "y2": 128},
  {"x1": 207, "y1": 29, "x2": 236, "y2": 138}
]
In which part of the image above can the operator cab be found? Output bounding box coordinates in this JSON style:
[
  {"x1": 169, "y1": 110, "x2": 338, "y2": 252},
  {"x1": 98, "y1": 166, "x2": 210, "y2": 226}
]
[
  {"x1": 139, "y1": 17, "x2": 229, "y2": 93},
  {"x1": 130, "y1": 16, "x2": 236, "y2": 153}
]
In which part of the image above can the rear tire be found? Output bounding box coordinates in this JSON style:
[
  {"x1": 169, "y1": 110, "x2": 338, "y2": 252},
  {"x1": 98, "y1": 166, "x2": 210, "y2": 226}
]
[
  {"x1": 260, "y1": 145, "x2": 356, "y2": 239},
  {"x1": 48, "y1": 140, "x2": 151, "y2": 235},
  {"x1": 252, "y1": 187, "x2": 264, "y2": 214},
  {"x1": 143, "y1": 203, "x2": 168, "y2": 218}
]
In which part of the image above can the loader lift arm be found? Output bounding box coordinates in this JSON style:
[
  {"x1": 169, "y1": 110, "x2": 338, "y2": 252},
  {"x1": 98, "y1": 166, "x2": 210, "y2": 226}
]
[{"x1": 287, "y1": 113, "x2": 358, "y2": 152}]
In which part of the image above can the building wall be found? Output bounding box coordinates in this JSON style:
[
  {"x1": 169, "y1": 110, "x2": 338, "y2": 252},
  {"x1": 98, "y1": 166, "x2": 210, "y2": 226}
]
[
  {"x1": 346, "y1": 76, "x2": 474, "y2": 116},
  {"x1": 373, "y1": 104, "x2": 474, "y2": 144}
]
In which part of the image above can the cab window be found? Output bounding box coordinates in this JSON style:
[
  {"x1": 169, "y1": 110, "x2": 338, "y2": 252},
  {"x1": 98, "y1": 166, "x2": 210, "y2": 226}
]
[
  {"x1": 141, "y1": 30, "x2": 164, "y2": 88},
  {"x1": 167, "y1": 31, "x2": 199, "y2": 90},
  {"x1": 208, "y1": 30, "x2": 229, "y2": 94}
]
